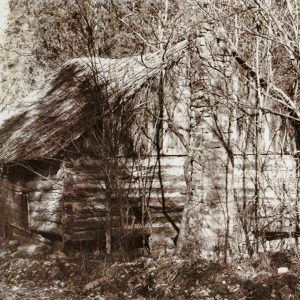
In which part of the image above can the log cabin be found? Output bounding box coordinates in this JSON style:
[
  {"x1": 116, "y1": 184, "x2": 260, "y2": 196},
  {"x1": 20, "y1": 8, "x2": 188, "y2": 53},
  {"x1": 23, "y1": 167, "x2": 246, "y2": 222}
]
[
  {"x1": 0, "y1": 41, "x2": 190, "y2": 254},
  {"x1": 1, "y1": 30, "x2": 300, "y2": 258}
]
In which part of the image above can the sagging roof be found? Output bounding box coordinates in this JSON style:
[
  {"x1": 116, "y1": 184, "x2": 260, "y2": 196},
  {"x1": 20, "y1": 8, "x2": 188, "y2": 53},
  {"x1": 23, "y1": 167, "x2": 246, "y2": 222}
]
[{"x1": 0, "y1": 40, "x2": 187, "y2": 163}]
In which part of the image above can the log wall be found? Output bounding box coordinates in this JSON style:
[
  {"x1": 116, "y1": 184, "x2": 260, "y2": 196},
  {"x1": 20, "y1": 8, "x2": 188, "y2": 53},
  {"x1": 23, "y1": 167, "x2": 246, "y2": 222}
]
[
  {"x1": 0, "y1": 162, "x2": 64, "y2": 239},
  {"x1": 233, "y1": 154, "x2": 298, "y2": 252},
  {"x1": 0, "y1": 155, "x2": 187, "y2": 254},
  {"x1": 62, "y1": 156, "x2": 187, "y2": 254}
]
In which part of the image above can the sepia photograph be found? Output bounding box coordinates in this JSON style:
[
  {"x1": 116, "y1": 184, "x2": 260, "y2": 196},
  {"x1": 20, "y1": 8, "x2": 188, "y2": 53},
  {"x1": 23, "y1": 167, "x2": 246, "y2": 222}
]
[{"x1": 0, "y1": 0, "x2": 300, "y2": 299}]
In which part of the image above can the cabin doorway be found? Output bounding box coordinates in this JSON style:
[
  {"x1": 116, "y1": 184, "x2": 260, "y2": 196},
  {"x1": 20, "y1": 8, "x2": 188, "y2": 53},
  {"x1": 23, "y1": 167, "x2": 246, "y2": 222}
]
[{"x1": 21, "y1": 192, "x2": 29, "y2": 229}]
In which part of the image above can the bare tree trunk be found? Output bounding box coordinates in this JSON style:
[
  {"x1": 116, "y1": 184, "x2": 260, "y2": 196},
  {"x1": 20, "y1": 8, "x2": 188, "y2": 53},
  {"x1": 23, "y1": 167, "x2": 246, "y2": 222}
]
[{"x1": 105, "y1": 196, "x2": 112, "y2": 255}]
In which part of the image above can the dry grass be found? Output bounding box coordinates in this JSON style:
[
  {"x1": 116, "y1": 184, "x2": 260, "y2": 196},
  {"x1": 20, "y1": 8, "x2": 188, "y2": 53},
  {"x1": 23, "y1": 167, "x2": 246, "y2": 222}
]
[{"x1": 1, "y1": 239, "x2": 300, "y2": 299}]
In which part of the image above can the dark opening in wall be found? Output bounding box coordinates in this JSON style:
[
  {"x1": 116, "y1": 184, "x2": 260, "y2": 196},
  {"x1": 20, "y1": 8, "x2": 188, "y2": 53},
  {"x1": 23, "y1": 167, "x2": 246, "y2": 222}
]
[
  {"x1": 21, "y1": 192, "x2": 29, "y2": 229},
  {"x1": 38, "y1": 231, "x2": 62, "y2": 242},
  {"x1": 5, "y1": 160, "x2": 61, "y2": 183}
]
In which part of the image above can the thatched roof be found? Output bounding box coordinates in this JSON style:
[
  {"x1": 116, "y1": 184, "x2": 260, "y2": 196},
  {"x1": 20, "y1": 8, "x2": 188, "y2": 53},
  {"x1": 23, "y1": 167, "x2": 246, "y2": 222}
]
[{"x1": 0, "y1": 40, "x2": 187, "y2": 163}]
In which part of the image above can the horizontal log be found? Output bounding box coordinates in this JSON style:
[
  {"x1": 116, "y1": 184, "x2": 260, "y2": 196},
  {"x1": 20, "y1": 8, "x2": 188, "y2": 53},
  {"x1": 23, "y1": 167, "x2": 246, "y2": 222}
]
[
  {"x1": 67, "y1": 156, "x2": 186, "y2": 168},
  {"x1": 148, "y1": 205, "x2": 184, "y2": 213},
  {"x1": 63, "y1": 222, "x2": 103, "y2": 232},
  {"x1": 63, "y1": 230, "x2": 99, "y2": 241},
  {"x1": 29, "y1": 199, "x2": 61, "y2": 212},
  {"x1": 29, "y1": 220, "x2": 61, "y2": 234},
  {"x1": 63, "y1": 201, "x2": 106, "y2": 211},
  {"x1": 26, "y1": 180, "x2": 63, "y2": 190},
  {"x1": 149, "y1": 215, "x2": 182, "y2": 224},
  {"x1": 63, "y1": 211, "x2": 106, "y2": 222},
  {"x1": 30, "y1": 211, "x2": 62, "y2": 222},
  {"x1": 63, "y1": 188, "x2": 107, "y2": 197},
  {"x1": 254, "y1": 231, "x2": 300, "y2": 241}
]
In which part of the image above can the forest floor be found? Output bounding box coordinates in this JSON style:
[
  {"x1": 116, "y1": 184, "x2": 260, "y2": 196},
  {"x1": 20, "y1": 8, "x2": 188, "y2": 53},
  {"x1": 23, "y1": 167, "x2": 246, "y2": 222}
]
[{"x1": 0, "y1": 239, "x2": 300, "y2": 299}]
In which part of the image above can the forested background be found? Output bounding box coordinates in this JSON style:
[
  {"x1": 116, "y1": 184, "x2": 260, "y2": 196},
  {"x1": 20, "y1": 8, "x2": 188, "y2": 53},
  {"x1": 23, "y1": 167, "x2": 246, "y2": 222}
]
[
  {"x1": 1, "y1": 0, "x2": 299, "y2": 146},
  {"x1": 1, "y1": 0, "x2": 298, "y2": 120},
  {"x1": 1, "y1": 0, "x2": 182, "y2": 101},
  {"x1": 1, "y1": 1, "x2": 300, "y2": 299}
]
